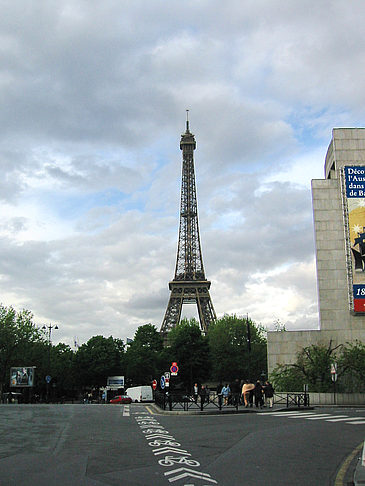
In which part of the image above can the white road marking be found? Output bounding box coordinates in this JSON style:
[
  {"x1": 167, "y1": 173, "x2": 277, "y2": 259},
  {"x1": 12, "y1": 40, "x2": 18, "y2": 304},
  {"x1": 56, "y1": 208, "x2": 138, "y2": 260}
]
[
  {"x1": 262, "y1": 411, "x2": 313, "y2": 416},
  {"x1": 135, "y1": 410, "x2": 219, "y2": 484},
  {"x1": 326, "y1": 416, "x2": 365, "y2": 422},
  {"x1": 304, "y1": 414, "x2": 334, "y2": 420},
  {"x1": 287, "y1": 413, "x2": 330, "y2": 419},
  {"x1": 262, "y1": 411, "x2": 365, "y2": 425}
]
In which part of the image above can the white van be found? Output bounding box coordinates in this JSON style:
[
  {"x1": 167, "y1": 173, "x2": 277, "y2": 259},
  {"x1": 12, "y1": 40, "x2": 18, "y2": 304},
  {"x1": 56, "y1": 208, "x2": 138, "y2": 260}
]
[{"x1": 126, "y1": 385, "x2": 153, "y2": 402}]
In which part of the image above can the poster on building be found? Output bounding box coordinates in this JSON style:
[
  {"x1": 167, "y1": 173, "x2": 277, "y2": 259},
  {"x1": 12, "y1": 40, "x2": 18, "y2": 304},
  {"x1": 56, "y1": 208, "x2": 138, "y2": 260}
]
[
  {"x1": 344, "y1": 166, "x2": 365, "y2": 312},
  {"x1": 10, "y1": 367, "x2": 35, "y2": 387}
]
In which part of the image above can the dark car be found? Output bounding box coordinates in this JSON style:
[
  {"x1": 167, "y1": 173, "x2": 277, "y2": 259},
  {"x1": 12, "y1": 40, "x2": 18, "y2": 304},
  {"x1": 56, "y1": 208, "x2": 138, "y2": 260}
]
[{"x1": 109, "y1": 395, "x2": 132, "y2": 404}]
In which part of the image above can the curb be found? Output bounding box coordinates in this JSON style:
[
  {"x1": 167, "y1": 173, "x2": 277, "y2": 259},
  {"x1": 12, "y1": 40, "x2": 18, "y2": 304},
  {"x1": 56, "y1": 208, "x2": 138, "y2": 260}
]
[
  {"x1": 149, "y1": 403, "x2": 314, "y2": 416},
  {"x1": 354, "y1": 441, "x2": 365, "y2": 486}
]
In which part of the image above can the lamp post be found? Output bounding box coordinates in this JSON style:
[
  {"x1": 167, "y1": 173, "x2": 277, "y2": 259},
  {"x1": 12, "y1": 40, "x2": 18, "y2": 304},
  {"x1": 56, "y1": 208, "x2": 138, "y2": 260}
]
[
  {"x1": 42, "y1": 324, "x2": 58, "y2": 402},
  {"x1": 246, "y1": 315, "x2": 251, "y2": 379}
]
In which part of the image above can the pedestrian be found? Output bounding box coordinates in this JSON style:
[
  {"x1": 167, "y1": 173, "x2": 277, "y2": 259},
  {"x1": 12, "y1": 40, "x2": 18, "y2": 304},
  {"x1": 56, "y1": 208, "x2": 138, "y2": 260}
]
[
  {"x1": 241, "y1": 380, "x2": 255, "y2": 407},
  {"x1": 221, "y1": 383, "x2": 230, "y2": 406},
  {"x1": 199, "y1": 385, "x2": 207, "y2": 411},
  {"x1": 193, "y1": 383, "x2": 199, "y2": 404},
  {"x1": 216, "y1": 382, "x2": 223, "y2": 408},
  {"x1": 263, "y1": 380, "x2": 274, "y2": 408},
  {"x1": 254, "y1": 380, "x2": 264, "y2": 408}
]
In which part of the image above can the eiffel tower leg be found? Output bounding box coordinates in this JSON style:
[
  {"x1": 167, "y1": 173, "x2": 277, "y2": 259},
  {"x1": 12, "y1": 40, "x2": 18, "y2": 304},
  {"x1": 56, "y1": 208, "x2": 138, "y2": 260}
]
[
  {"x1": 196, "y1": 292, "x2": 216, "y2": 334},
  {"x1": 160, "y1": 292, "x2": 183, "y2": 339}
]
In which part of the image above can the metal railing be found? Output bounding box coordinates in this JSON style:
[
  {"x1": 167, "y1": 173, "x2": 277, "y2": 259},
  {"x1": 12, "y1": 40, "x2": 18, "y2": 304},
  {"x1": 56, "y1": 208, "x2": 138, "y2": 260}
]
[
  {"x1": 155, "y1": 391, "x2": 310, "y2": 411},
  {"x1": 155, "y1": 391, "x2": 251, "y2": 411},
  {"x1": 155, "y1": 391, "x2": 241, "y2": 411},
  {"x1": 274, "y1": 392, "x2": 310, "y2": 408}
]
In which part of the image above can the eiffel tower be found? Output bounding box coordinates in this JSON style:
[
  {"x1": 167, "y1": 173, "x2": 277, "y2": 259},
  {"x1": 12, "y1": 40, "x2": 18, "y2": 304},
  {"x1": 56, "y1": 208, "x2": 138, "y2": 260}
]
[{"x1": 160, "y1": 114, "x2": 216, "y2": 339}]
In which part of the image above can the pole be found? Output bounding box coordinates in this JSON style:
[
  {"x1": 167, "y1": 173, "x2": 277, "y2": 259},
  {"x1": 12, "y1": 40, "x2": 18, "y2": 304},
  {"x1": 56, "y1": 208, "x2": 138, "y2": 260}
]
[
  {"x1": 47, "y1": 328, "x2": 51, "y2": 402},
  {"x1": 42, "y1": 324, "x2": 58, "y2": 403},
  {"x1": 246, "y1": 315, "x2": 251, "y2": 379},
  {"x1": 331, "y1": 362, "x2": 337, "y2": 406}
]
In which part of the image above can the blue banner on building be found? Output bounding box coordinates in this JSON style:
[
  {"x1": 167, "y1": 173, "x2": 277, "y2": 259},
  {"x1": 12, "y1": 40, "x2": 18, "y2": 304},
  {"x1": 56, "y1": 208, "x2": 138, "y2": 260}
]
[
  {"x1": 345, "y1": 166, "x2": 365, "y2": 198},
  {"x1": 344, "y1": 166, "x2": 365, "y2": 312}
]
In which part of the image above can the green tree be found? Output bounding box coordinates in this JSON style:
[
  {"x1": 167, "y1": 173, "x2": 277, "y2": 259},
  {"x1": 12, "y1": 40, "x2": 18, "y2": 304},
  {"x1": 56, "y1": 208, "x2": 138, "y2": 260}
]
[
  {"x1": 0, "y1": 305, "x2": 44, "y2": 394},
  {"x1": 125, "y1": 324, "x2": 163, "y2": 386},
  {"x1": 271, "y1": 341, "x2": 342, "y2": 392},
  {"x1": 132, "y1": 323, "x2": 164, "y2": 351},
  {"x1": 338, "y1": 341, "x2": 365, "y2": 392},
  {"x1": 207, "y1": 314, "x2": 267, "y2": 382},
  {"x1": 74, "y1": 335, "x2": 125, "y2": 388},
  {"x1": 166, "y1": 318, "x2": 211, "y2": 392},
  {"x1": 50, "y1": 343, "x2": 76, "y2": 397},
  {"x1": 270, "y1": 363, "x2": 304, "y2": 392}
]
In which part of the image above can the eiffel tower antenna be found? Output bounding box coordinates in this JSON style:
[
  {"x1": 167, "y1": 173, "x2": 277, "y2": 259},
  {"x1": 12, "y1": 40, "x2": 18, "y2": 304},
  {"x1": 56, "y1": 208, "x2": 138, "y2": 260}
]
[{"x1": 160, "y1": 114, "x2": 216, "y2": 339}]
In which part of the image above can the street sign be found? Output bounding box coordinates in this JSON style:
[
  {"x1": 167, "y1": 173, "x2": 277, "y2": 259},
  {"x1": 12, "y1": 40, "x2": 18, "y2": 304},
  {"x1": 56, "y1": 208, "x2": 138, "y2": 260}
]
[
  {"x1": 170, "y1": 362, "x2": 179, "y2": 376},
  {"x1": 152, "y1": 379, "x2": 157, "y2": 390},
  {"x1": 164, "y1": 372, "x2": 170, "y2": 380},
  {"x1": 165, "y1": 377, "x2": 170, "y2": 388},
  {"x1": 160, "y1": 375, "x2": 165, "y2": 389},
  {"x1": 331, "y1": 373, "x2": 338, "y2": 382},
  {"x1": 330, "y1": 362, "x2": 337, "y2": 374},
  {"x1": 45, "y1": 375, "x2": 52, "y2": 384}
]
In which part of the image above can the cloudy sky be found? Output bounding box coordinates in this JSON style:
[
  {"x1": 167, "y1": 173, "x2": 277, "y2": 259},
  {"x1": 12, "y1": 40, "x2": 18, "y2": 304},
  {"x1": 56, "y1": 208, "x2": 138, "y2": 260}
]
[{"x1": 1, "y1": 0, "x2": 365, "y2": 347}]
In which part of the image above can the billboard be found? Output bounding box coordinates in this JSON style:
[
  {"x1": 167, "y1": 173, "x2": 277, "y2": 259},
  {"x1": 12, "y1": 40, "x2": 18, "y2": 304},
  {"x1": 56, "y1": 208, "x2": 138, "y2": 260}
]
[
  {"x1": 10, "y1": 367, "x2": 35, "y2": 387},
  {"x1": 107, "y1": 376, "x2": 124, "y2": 389},
  {"x1": 344, "y1": 166, "x2": 365, "y2": 312}
]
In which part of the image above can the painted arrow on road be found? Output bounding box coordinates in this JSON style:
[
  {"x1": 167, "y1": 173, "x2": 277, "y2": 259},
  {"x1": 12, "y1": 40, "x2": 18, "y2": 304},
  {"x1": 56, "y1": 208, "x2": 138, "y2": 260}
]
[
  {"x1": 146, "y1": 434, "x2": 176, "y2": 440},
  {"x1": 164, "y1": 467, "x2": 218, "y2": 483},
  {"x1": 153, "y1": 446, "x2": 191, "y2": 456}
]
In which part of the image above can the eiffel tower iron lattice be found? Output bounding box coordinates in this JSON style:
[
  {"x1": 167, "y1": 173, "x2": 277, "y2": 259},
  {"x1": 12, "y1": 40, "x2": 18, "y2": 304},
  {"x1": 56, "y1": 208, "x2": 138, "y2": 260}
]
[{"x1": 160, "y1": 115, "x2": 216, "y2": 338}]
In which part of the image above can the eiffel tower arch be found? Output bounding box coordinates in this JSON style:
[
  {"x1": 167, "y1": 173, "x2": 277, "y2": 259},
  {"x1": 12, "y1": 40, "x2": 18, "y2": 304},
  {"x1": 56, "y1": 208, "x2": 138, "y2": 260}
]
[{"x1": 160, "y1": 114, "x2": 216, "y2": 340}]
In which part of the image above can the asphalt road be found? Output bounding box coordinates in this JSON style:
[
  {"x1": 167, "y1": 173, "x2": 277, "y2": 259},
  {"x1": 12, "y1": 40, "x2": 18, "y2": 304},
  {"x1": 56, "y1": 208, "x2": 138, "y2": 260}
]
[{"x1": 0, "y1": 404, "x2": 364, "y2": 486}]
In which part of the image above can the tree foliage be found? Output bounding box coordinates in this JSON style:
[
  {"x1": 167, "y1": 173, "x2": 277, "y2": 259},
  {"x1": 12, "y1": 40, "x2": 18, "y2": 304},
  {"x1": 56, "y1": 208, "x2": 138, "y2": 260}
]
[
  {"x1": 271, "y1": 340, "x2": 365, "y2": 392},
  {"x1": 207, "y1": 314, "x2": 267, "y2": 382},
  {"x1": 132, "y1": 323, "x2": 164, "y2": 351},
  {"x1": 124, "y1": 324, "x2": 163, "y2": 386},
  {"x1": 0, "y1": 304, "x2": 272, "y2": 399},
  {"x1": 0, "y1": 305, "x2": 44, "y2": 393},
  {"x1": 165, "y1": 318, "x2": 211, "y2": 392},
  {"x1": 337, "y1": 340, "x2": 365, "y2": 392},
  {"x1": 74, "y1": 335, "x2": 125, "y2": 387}
]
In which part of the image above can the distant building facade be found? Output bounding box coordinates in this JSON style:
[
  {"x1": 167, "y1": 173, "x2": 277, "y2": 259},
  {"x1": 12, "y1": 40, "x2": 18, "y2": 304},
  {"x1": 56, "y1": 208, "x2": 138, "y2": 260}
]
[{"x1": 267, "y1": 128, "x2": 365, "y2": 374}]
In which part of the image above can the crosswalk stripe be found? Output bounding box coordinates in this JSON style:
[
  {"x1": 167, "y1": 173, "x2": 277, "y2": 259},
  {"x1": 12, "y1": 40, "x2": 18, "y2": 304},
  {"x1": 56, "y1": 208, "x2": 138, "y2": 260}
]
[
  {"x1": 260, "y1": 411, "x2": 365, "y2": 424},
  {"x1": 326, "y1": 416, "x2": 365, "y2": 422},
  {"x1": 262, "y1": 412, "x2": 314, "y2": 416},
  {"x1": 304, "y1": 414, "x2": 333, "y2": 420},
  {"x1": 322, "y1": 416, "x2": 348, "y2": 420},
  {"x1": 274, "y1": 414, "x2": 309, "y2": 417},
  {"x1": 287, "y1": 414, "x2": 329, "y2": 419}
]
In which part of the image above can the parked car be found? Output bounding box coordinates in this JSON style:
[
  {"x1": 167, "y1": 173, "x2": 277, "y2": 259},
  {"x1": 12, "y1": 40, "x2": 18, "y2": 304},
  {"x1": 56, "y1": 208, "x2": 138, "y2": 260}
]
[{"x1": 109, "y1": 395, "x2": 132, "y2": 404}]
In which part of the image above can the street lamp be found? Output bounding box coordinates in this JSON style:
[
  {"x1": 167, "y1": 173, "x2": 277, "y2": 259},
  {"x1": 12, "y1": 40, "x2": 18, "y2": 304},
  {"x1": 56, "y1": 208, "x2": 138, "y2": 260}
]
[
  {"x1": 42, "y1": 324, "x2": 58, "y2": 402},
  {"x1": 246, "y1": 315, "x2": 251, "y2": 379}
]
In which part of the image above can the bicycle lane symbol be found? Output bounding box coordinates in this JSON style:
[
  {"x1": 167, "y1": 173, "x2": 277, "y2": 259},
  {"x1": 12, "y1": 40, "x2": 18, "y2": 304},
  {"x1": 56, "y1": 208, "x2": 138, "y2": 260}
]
[{"x1": 134, "y1": 413, "x2": 218, "y2": 484}]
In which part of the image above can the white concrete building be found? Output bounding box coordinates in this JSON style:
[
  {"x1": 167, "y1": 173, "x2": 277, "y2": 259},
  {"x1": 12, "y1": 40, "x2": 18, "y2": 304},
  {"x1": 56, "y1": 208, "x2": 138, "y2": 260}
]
[{"x1": 267, "y1": 128, "x2": 365, "y2": 374}]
